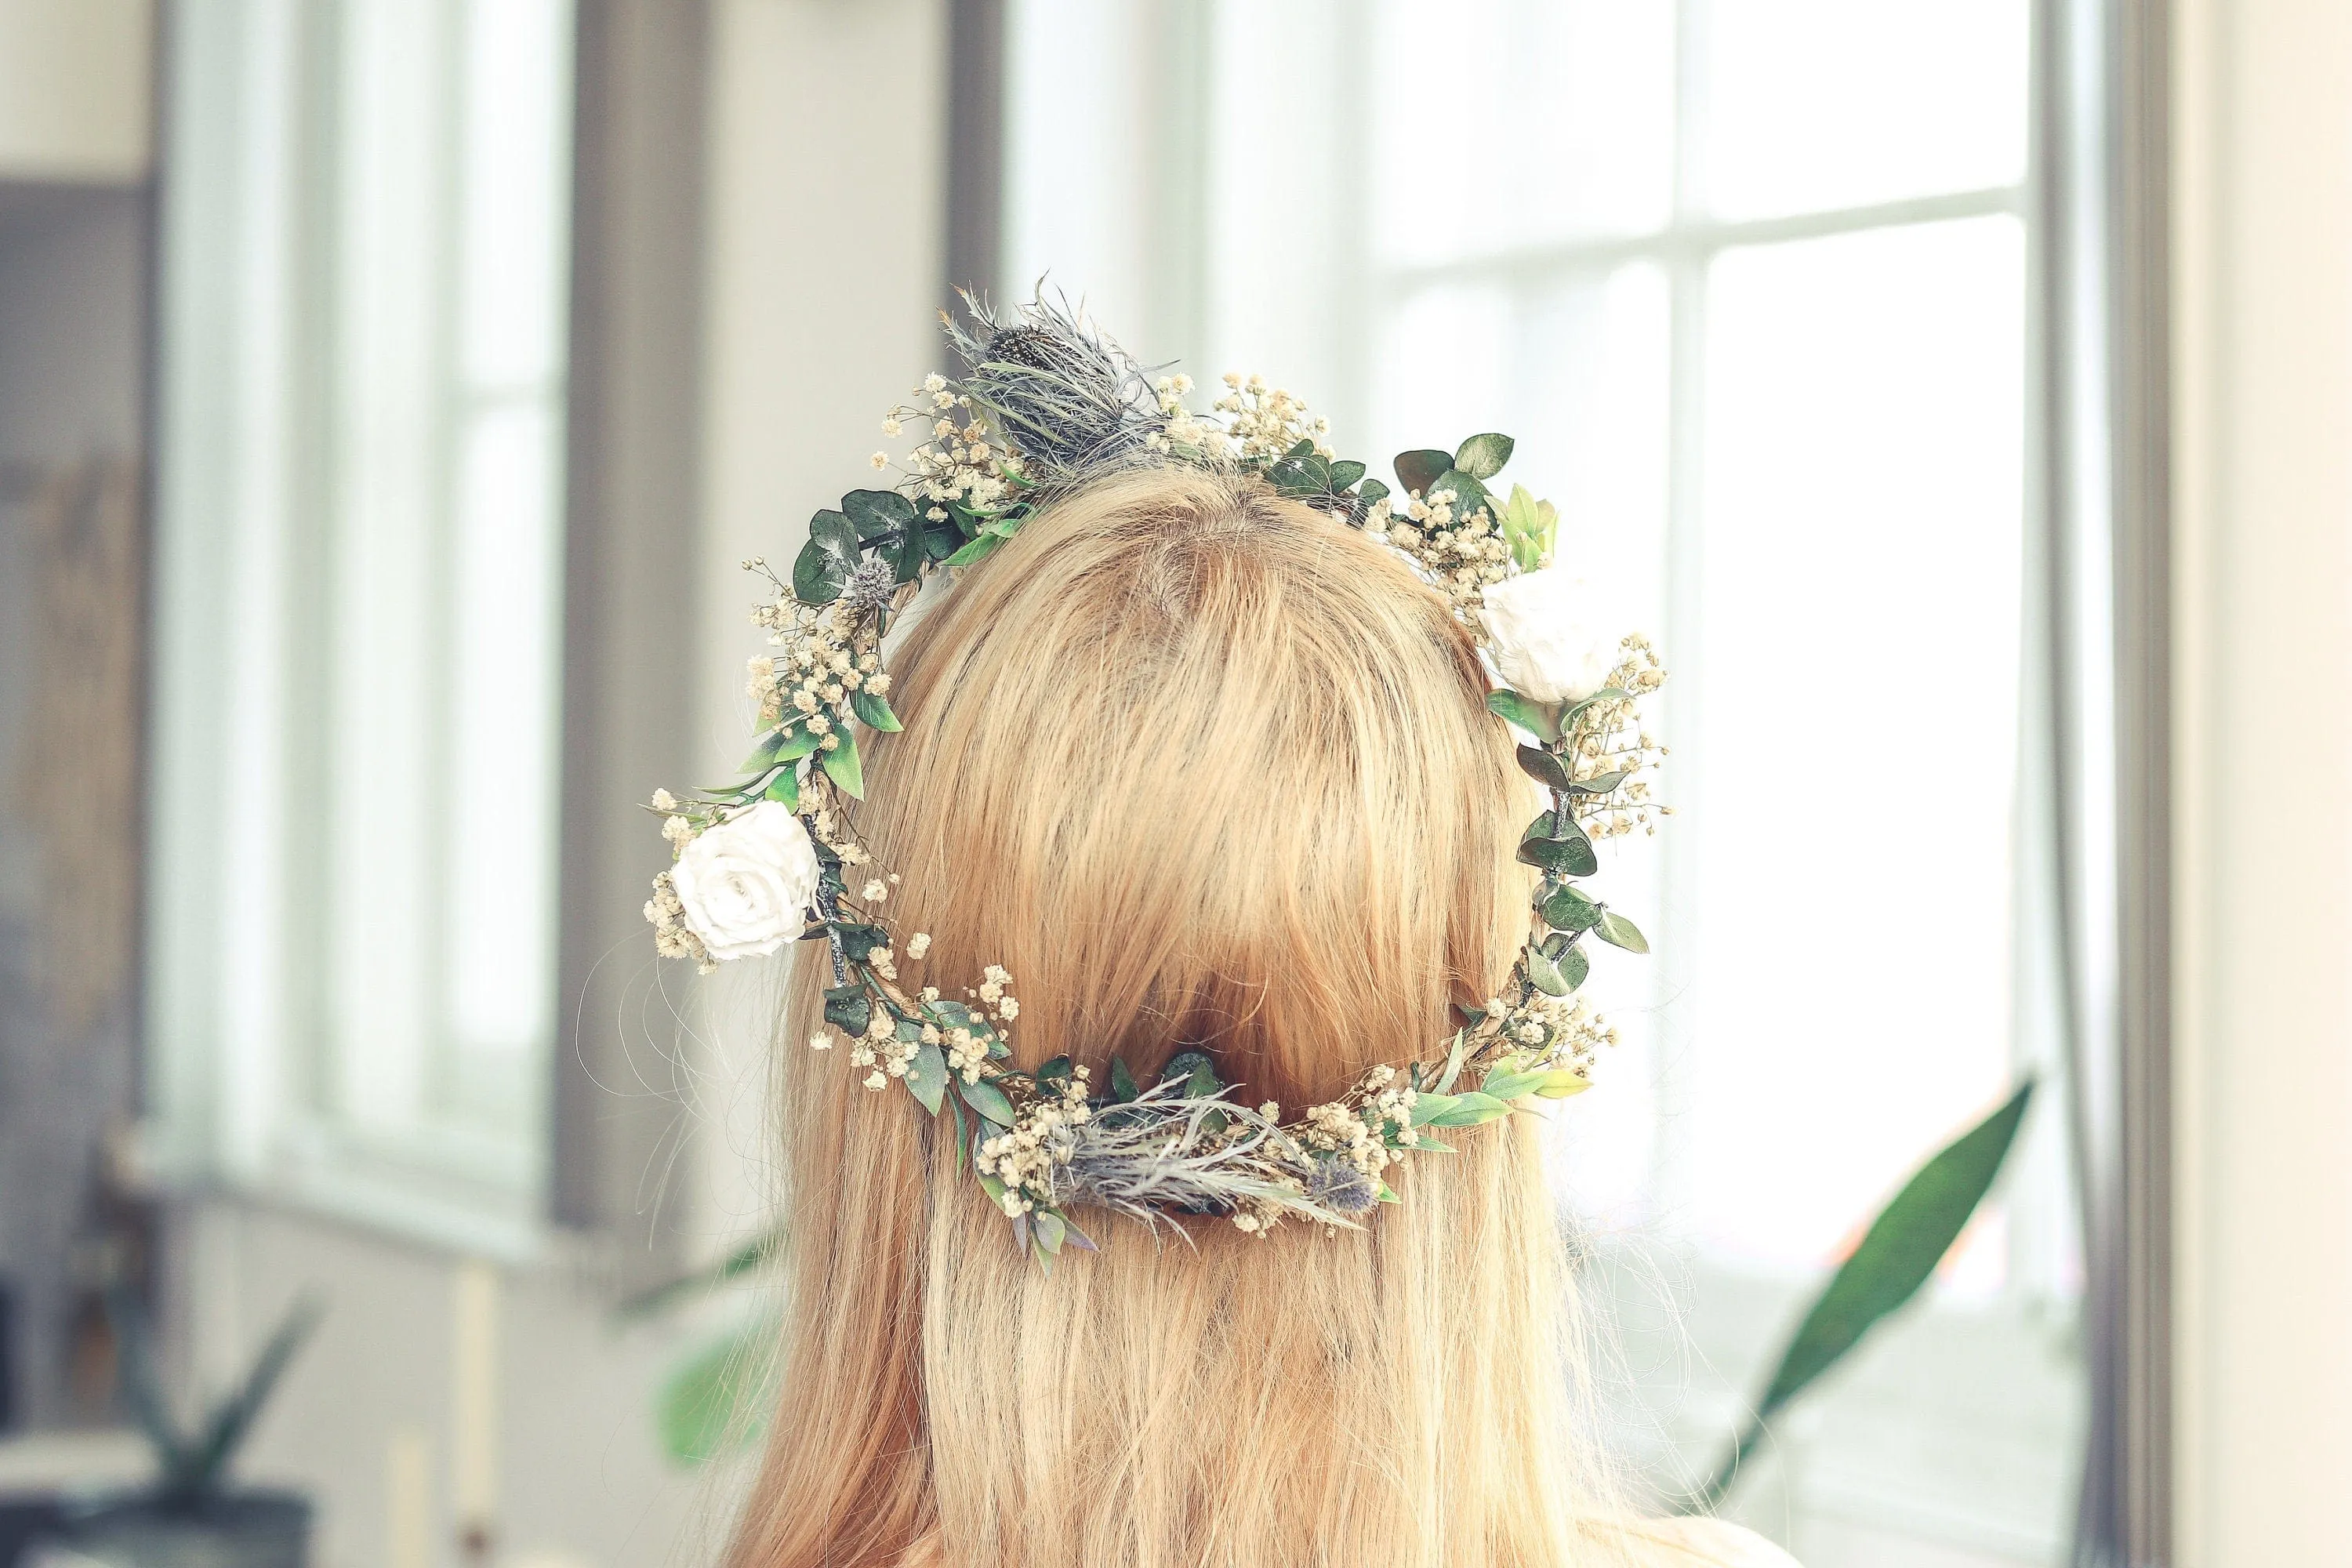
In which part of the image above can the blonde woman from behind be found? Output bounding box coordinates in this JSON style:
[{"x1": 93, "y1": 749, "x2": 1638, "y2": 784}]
[{"x1": 720, "y1": 468, "x2": 1797, "y2": 1568}]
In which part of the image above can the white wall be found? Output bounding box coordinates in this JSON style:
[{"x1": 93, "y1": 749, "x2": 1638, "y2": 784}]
[
  {"x1": 0, "y1": 0, "x2": 152, "y2": 183},
  {"x1": 689, "y1": 0, "x2": 946, "y2": 1248},
  {"x1": 2171, "y1": 1, "x2": 2352, "y2": 1562}
]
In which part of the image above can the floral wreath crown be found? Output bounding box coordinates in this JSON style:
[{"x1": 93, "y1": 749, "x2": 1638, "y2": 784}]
[{"x1": 644, "y1": 295, "x2": 1668, "y2": 1269}]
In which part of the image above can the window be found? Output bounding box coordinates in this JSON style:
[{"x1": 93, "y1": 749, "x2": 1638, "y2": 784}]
[
  {"x1": 148, "y1": 0, "x2": 575, "y2": 1254},
  {"x1": 1006, "y1": 2, "x2": 2082, "y2": 1561}
]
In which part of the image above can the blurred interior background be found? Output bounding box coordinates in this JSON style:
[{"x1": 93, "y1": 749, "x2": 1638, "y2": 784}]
[{"x1": 0, "y1": 2, "x2": 2346, "y2": 1566}]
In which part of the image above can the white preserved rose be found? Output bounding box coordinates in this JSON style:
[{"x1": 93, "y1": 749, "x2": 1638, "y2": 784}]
[
  {"x1": 669, "y1": 800, "x2": 823, "y2": 961},
  {"x1": 1477, "y1": 568, "x2": 1625, "y2": 704}
]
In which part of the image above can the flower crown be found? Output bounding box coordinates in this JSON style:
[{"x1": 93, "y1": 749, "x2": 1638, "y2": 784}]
[{"x1": 644, "y1": 295, "x2": 1668, "y2": 1269}]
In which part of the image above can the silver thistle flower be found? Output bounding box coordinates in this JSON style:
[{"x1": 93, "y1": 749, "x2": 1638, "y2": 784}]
[{"x1": 841, "y1": 556, "x2": 896, "y2": 614}]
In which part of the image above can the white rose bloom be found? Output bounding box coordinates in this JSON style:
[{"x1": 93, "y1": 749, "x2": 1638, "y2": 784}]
[
  {"x1": 669, "y1": 800, "x2": 823, "y2": 962},
  {"x1": 1477, "y1": 568, "x2": 1626, "y2": 704}
]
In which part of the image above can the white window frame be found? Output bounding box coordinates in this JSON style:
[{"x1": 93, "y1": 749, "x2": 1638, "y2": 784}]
[
  {"x1": 147, "y1": 0, "x2": 575, "y2": 1258},
  {"x1": 1004, "y1": 2, "x2": 2084, "y2": 1560}
]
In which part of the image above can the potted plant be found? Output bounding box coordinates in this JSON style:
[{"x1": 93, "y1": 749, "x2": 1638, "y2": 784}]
[{"x1": 38, "y1": 1294, "x2": 321, "y2": 1568}]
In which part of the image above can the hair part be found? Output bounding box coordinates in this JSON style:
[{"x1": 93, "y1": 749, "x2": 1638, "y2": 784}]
[{"x1": 725, "y1": 468, "x2": 1633, "y2": 1568}]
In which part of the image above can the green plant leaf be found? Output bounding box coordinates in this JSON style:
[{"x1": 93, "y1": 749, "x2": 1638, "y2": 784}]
[
  {"x1": 822, "y1": 984, "x2": 870, "y2": 1037},
  {"x1": 1516, "y1": 812, "x2": 1599, "y2": 877},
  {"x1": 1109, "y1": 1058, "x2": 1141, "y2": 1103},
  {"x1": 1688, "y1": 1081, "x2": 2037, "y2": 1512},
  {"x1": 1409, "y1": 1092, "x2": 1457, "y2": 1126},
  {"x1": 1453, "y1": 432, "x2": 1515, "y2": 480},
  {"x1": 1424, "y1": 1091, "x2": 1514, "y2": 1128},
  {"x1": 1594, "y1": 910, "x2": 1650, "y2": 953},
  {"x1": 1541, "y1": 883, "x2": 1603, "y2": 933},
  {"x1": 833, "y1": 922, "x2": 887, "y2": 960},
  {"x1": 1034, "y1": 1054, "x2": 1073, "y2": 1090},
  {"x1": 1033, "y1": 1210, "x2": 1066, "y2": 1255},
  {"x1": 656, "y1": 1313, "x2": 776, "y2": 1465},
  {"x1": 1486, "y1": 688, "x2": 1563, "y2": 742},
  {"x1": 1430, "y1": 468, "x2": 1491, "y2": 516},
  {"x1": 1533, "y1": 1069, "x2": 1590, "y2": 1098},
  {"x1": 793, "y1": 510, "x2": 859, "y2": 603},
  {"x1": 1524, "y1": 944, "x2": 1573, "y2": 997},
  {"x1": 1158, "y1": 1049, "x2": 1223, "y2": 1098},
  {"x1": 820, "y1": 728, "x2": 863, "y2": 797},
  {"x1": 776, "y1": 724, "x2": 822, "y2": 763},
  {"x1": 841, "y1": 488, "x2": 915, "y2": 539},
  {"x1": 1556, "y1": 943, "x2": 1591, "y2": 991},
  {"x1": 943, "y1": 532, "x2": 1005, "y2": 568},
  {"x1": 1563, "y1": 769, "x2": 1631, "y2": 797},
  {"x1": 850, "y1": 688, "x2": 902, "y2": 732},
  {"x1": 959, "y1": 1076, "x2": 1015, "y2": 1128},
  {"x1": 1356, "y1": 477, "x2": 1391, "y2": 511},
  {"x1": 180, "y1": 1295, "x2": 325, "y2": 1499},
  {"x1": 906, "y1": 1040, "x2": 948, "y2": 1114},
  {"x1": 1515, "y1": 744, "x2": 1575, "y2": 791},
  {"x1": 1393, "y1": 448, "x2": 1454, "y2": 495},
  {"x1": 764, "y1": 768, "x2": 800, "y2": 808},
  {"x1": 1328, "y1": 459, "x2": 1367, "y2": 489}
]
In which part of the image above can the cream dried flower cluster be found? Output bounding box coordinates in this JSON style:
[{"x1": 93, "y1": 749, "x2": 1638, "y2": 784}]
[{"x1": 641, "y1": 294, "x2": 1668, "y2": 1270}]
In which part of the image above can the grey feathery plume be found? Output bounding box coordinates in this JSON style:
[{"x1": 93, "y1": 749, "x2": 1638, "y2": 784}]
[
  {"x1": 1049, "y1": 1083, "x2": 1367, "y2": 1232},
  {"x1": 943, "y1": 288, "x2": 1165, "y2": 486}
]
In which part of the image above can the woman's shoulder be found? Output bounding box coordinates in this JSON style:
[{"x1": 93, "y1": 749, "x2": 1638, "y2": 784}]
[{"x1": 1613, "y1": 1516, "x2": 1803, "y2": 1567}]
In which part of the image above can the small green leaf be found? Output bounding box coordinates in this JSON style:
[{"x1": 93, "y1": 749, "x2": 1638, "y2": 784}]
[
  {"x1": 1517, "y1": 812, "x2": 1599, "y2": 877},
  {"x1": 1453, "y1": 432, "x2": 1515, "y2": 480},
  {"x1": 777, "y1": 724, "x2": 822, "y2": 762},
  {"x1": 656, "y1": 1315, "x2": 775, "y2": 1465},
  {"x1": 822, "y1": 985, "x2": 871, "y2": 1037},
  {"x1": 1563, "y1": 769, "x2": 1631, "y2": 797},
  {"x1": 1486, "y1": 688, "x2": 1563, "y2": 742},
  {"x1": 1034, "y1": 1055, "x2": 1073, "y2": 1090},
  {"x1": 1430, "y1": 469, "x2": 1492, "y2": 517},
  {"x1": 1557, "y1": 944, "x2": 1591, "y2": 991},
  {"x1": 1595, "y1": 911, "x2": 1650, "y2": 953},
  {"x1": 1158, "y1": 1049, "x2": 1223, "y2": 1098},
  {"x1": 1109, "y1": 1058, "x2": 1141, "y2": 1103},
  {"x1": 1328, "y1": 459, "x2": 1367, "y2": 489},
  {"x1": 820, "y1": 728, "x2": 863, "y2": 797},
  {"x1": 943, "y1": 532, "x2": 1005, "y2": 568},
  {"x1": 1356, "y1": 477, "x2": 1391, "y2": 512},
  {"x1": 1525, "y1": 946, "x2": 1572, "y2": 997},
  {"x1": 740, "y1": 731, "x2": 786, "y2": 772},
  {"x1": 906, "y1": 1041, "x2": 948, "y2": 1114},
  {"x1": 763, "y1": 769, "x2": 800, "y2": 809},
  {"x1": 1481, "y1": 1066, "x2": 1552, "y2": 1100},
  {"x1": 1393, "y1": 448, "x2": 1454, "y2": 495},
  {"x1": 832, "y1": 922, "x2": 887, "y2": 960},
  {"x1": 1534, "y1": 1070, "x2": 1590, "y2": 1098},
  {"x1": 850, "y1": 688, "x2": 902, "y2": 732},
  {"x1": 1033, "y1": 1210, "x2": 1066, "y2": 1255},
  {"x1": 1516, "y1": 744, "x2": 1575, "y2": 790},
  {"x1": 1375, "y1": 1181, "x2": 1402, "y2": 1204},
  {"x1": 1425, "y1": 1091, "x2": 1514, "y2": 1127},
  {"x1": 1541, "y1": 883, "x2": 1603, "y2": 933},
  {"x1": 958, "y1": 1077, "x2": 1014, "y2": 1128},
  {"x1": 1410, "y1": 1092, "x2": 1458, "y2": 1127},
  {"x1": 840, "y1": 488, "x2": 916, "y2": 539},
  {"x1": 792, "y1": 510, "x2": 859, "y2": 603}
]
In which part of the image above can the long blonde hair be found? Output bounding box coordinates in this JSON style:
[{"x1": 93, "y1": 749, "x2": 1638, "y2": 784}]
[{"x1": 726, "y1": 467, "x2": 1628, "y2": 1568}]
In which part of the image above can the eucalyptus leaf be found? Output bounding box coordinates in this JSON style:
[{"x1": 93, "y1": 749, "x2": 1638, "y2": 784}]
[
  {"x1": 822, "y1": 985, "x2": 871, "y2": 1037},
  {"x1": 1035, "y1": 1055, "x2": 1073, "y2": 1090},
  {"x1": 1328, "y1": 459, "x2": 1367, "y2": 489},
  {"x1": 1557, "y1": 944, "x2": 1591, "y2": 991},
  {"x1": 850, "y1": 688, "x2": 902, "y2": 732},
  {"x1": 841, "y1": 488, "x2": 916, "y2": 539},
  {"x1": 1516, "y1": 812, "x2": 1599, "y2": 877},
  {"x1": 1595, "y1": 910, "x2": 1650, "y2": 953},
  {"x1": 1486, "y1": 688, "x2": 1564, "y2": 742},
  {"x1": 1109, "y1": 1057, "x2": 1141, "y2": 1103},
  {"x1": 1515, "y1": 744, "x2": 1575, "y2": 791},
  {"x1": 1453, "y1": 432, "x2": 1515, "y2": 481},
  {"x1": 1430, "y1": 469, "x2": 1491, "y2": 516},
  {"x1": 1393, "y1": 448, "x2": 1454, "y2": 495},
  {"x1": 1356, "y1": 477, "x2": 1391, "y2": 510},
  {"x1": 1525, "y1": 946, "x2": 1572, "y2": 997},
  {"x1": 793, "y1": 510, "x2": 858, "y2": 603},
  {"x1": 832, "y1": 922, "x2": 887, "y2": 961},
  {"x1": 1541, "y1": 882, "x2": 1603, "y2": 933},
  {"x1": 1564, "y1": 769, "x2": 1631, "y2": 797},
  {"x1": 959, "y1": 1076, "x2": 1015, "y2": 1128},
  {"x1": 906, "y1": 1041, "x2": 948, "y2": 1114},
  {"x1": 820, "y1": 728, "x2": 864, "y2": 797},
  {"x1": 1158, "y1": 1049, "x2": 1223, "y2": 1098}
]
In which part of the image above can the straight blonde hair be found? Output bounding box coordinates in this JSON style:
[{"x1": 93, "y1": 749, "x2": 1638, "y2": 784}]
[{"x1": 725, "y1": 468, "x2": 1632, "y2": 1568}]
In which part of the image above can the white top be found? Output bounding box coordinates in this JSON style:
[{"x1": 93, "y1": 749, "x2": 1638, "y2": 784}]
[{"x1": 1624, "y1": 1517, "x2": 1802, "y2": 1566}]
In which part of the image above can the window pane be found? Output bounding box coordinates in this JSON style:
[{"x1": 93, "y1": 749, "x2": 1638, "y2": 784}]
[
  {"x1": 1373, "y1": 0, "x2": 1675, "y2": 266},
  {"x1": 1700, "y1": 0, "x2": 2030, "y2": 221},
  {"x1": 1690, "y1": 215, "x2": 2026, "y2": 1270}
]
